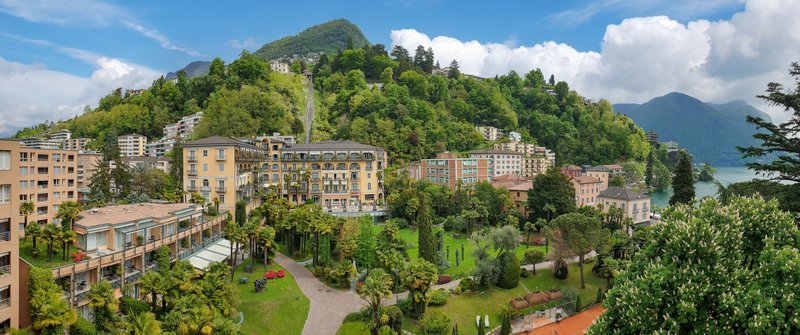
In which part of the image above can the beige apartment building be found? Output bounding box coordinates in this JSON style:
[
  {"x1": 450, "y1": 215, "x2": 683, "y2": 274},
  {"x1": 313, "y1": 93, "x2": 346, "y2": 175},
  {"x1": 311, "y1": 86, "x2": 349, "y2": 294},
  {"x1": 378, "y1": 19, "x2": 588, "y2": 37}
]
[
  {"x1": 64, "y1": 138, "x2": 91, "y2": 151},
  {"x1": 585, "y1": 167, "x2": 610, "y2": 189},
  {"x1": 183, "y1": 136, "x2": 267, "y2": 217},
  {"x1": 277, "y1": 140, "x2": 387, "y2": 208},
  {"x1": 493, "y1": 142, "x2": 555, "y2": 177},
  {"x1": 0, "y1": 140, "x2": 21, "y2": 332},
  {"x1": 17, "y1": 203, "x2": 228, "y2": 323},
  {"x1": 409, "y1": 152, "x2": 492, "y2": 190},
  {"x1": 476, "y1": 126, "x2": 502, "y2": 141},
  {"x1": 490, "y1": 174, "x2": 533, "y2": 219},
  {"x1": 117, "y1": 134, "x2": 147, "y2": 157},
  {"x1": 76, "y1": 152, "x2": 102, "y2": 203},
  {"x1": 598, "y1": 186, "x2": 651, "y2": 225},
  {"x1": 571, "y1": 175, "x2": 604, "y2": 207}
]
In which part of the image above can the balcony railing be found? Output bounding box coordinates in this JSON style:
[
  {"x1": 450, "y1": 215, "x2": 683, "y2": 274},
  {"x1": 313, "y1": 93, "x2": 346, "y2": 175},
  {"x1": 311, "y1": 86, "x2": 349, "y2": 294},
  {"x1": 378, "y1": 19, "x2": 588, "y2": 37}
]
[
  {"x1": 187, "y1": 185, "x2": 197, "y2": 191},
  {"x1": 188, "y1": 156, "x2": 197, "y2": 162},
  {"x1": 0, "y1": 298, "x2": 9, "y2": 310},
  {"x1": 216, "y1": 186, "x2": 227, "y2": 192},
  {"x1": 0, "y1": 232, "x2": 9, "y2": 242},
  {"x1": 188, "y1": 170, "x2": 197, "y2": 176},
  {"x1": 0, "y1": 265, "x2": 10, "y2": 277},
  {"x1": 216, "y1": 155, "x2": 226, "y2": 161}
]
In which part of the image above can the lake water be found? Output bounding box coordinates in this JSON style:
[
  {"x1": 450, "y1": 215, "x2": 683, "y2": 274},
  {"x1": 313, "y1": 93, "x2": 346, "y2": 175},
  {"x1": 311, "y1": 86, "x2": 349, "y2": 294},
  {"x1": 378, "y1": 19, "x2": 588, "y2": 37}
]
[{"x1": 650, "y1": 166, "x2": 761, "y2": 209}]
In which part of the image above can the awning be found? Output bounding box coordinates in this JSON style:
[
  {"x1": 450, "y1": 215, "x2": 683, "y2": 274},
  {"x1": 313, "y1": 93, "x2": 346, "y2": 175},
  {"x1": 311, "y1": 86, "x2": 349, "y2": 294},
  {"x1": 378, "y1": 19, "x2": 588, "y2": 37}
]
[
  {"x1": 187, "y1": 238, "x2": 232, "y2": 271},
  {"x1": 117, "y1": 222, "x2": 157, "y2": 234}
]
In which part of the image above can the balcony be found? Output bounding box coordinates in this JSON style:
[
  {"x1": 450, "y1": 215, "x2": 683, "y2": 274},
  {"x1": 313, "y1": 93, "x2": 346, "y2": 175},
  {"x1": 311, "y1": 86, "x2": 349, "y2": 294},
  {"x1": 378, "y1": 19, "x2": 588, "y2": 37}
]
[
  {"x1": 0, "y1": 298, "x2": 9, "y2": 310},
  {"x1": 200, "y1": 186, "x2": 211, "y2": 192},
  {"x1": 188, "y1": 156, "x2": 197, "y2": 162},
  {"x1": 0, "y1": 232, "x2": 9, "y2": 242},
  {"x1": 188, "y1": 170, "x2": 198, "y2": 176},
  {"x1": 187, "y1": 185, "x2": 197, "y2": 192},
  {"x1": 216, "y1": 186, "x2": 227, "y2": 192},
  {"x1": 0, "y1": 265, "x2": 9, "y2": 277},
  {"x1": 216, "y1": 155, "x2": 226, "y2": 161}
]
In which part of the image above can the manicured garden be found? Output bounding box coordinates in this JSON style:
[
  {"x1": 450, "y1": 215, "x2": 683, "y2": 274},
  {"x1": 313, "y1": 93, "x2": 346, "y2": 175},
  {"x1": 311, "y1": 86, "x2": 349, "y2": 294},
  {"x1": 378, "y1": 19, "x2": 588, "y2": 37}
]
[
  {"x1": 19, "y1": 238, "x2": 81, "y2": 268},
  {"x1": 384, "y1": 227, "x2": 547, "y2": 278},
  {"x1": 235, "y1": 260, "x2": 310, "y2": 335}
]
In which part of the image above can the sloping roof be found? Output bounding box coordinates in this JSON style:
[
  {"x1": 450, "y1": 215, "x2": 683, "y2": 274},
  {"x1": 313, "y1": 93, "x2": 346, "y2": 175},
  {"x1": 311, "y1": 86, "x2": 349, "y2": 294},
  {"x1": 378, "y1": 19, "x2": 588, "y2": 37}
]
[
  {"x1": 282, "y1": 140, "x2": 384, "y2": 152},
  {"x1": 587, "y1": 166, "x2": 610, "y2": 172},
  {"x1": 572, "y1": 176, "x2": 601, "y2": 184},
  {"x1": 599, "y1": 186, "x2": 649, "y2": 201},
  {"x1": 562, "y1": 165, "x2": 582, "y2": 170},
  {"x1": 508, "y1": 182, "x2": 533, "y2": 192},
  {"x1": 183, "y1": 136, "x2": 260, "y2": 149},
  {"x1": 599, "y1": 164, "x2": 623, "y2": 170},
  {"x1": 469, "y1": 149, "x2": 523, "y2": 155}
]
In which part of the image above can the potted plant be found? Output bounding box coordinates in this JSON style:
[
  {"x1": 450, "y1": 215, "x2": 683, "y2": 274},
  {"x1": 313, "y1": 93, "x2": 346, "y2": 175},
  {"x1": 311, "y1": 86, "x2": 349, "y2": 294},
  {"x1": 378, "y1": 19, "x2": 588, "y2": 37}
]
[{"x1": 136, "y1": 235, "x2": 144, "y2": 246}]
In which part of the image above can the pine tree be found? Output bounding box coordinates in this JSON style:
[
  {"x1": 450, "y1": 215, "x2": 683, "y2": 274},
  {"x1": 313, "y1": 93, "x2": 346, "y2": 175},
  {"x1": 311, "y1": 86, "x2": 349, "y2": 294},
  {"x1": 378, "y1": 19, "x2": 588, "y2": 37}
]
[
  {"x1": 669, "y1": 150, "x2": 695, "y2": 206},
  {"x1": 448, "y1": 60, "x2": 461, "y2": 79},
  {"x1": 645, "y1": 149, "x2": 654, "y2": 187},
  {"x1": 500, "y1": 311, "x2": 511, "y2": 335},
  {"x1": 417, "y1": 193, "x2": 437, "y2": 265}
]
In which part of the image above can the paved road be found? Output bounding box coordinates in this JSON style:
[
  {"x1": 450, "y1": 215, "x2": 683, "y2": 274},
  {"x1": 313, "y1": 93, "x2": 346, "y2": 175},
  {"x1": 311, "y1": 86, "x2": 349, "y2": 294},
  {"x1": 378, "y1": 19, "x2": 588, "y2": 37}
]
[
  {"x1": 273, "y1": 253, "x2": 363, "y2": 335},
  {"x1": 304, "y1": 75, "x2": 314, "y2": 144}
]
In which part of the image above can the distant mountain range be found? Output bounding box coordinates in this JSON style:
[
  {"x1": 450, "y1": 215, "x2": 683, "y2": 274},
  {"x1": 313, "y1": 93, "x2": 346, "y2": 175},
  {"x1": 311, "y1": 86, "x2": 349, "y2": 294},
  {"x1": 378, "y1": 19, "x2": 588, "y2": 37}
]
[
  {"x1": 614, "y1": 92, "x2": 772, "y2": 166},
  {"x1": 165, "y1": 19, "x2": 369, "y2": 80}
]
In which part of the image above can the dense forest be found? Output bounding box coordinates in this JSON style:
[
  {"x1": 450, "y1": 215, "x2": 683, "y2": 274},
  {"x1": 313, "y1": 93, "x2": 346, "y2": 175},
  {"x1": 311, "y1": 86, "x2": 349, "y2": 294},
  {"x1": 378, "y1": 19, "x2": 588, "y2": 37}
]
[
  {"x1": 16, "y1": 42, "x2": 650, "y2": 167},
  {"x1": 254, "y1": 19, "x2": 369, "y2": 60}
]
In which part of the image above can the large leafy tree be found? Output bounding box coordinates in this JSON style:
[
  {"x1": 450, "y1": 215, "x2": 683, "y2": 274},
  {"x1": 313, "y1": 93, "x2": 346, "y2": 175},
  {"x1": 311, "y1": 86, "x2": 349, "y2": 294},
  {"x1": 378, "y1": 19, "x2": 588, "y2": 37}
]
[
  {"x1": 527, "y1": 169, "x2": 576, "y2": 222},
  {"x1": 588, "y1": 196, "x2": 800, "y2": 334},
  {"x1": 400, "y1": 259, "x2": 437, "y2": 319},
  {"x1": 86, "y1": 280, "x2": 119, "y2": 333},
  {"x1": 548, "y1": 213, "x2": 608, "y2": 289},
  {"x1": 669, "y1": 150, "x2": 695, "y2": 206},
  {"x1": 416, "y1": 193, "x2": 437, "y2": 265},
  {"x1": 738, "y1": 62, "x2": 800, "y2": 183}
]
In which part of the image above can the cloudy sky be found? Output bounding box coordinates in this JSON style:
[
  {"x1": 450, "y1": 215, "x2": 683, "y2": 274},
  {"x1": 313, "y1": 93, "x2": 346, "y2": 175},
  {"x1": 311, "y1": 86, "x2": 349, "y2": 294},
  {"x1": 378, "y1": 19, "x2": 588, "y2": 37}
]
[{"x1": 1, "y1": 0, "x2": 798, "y2": 135}]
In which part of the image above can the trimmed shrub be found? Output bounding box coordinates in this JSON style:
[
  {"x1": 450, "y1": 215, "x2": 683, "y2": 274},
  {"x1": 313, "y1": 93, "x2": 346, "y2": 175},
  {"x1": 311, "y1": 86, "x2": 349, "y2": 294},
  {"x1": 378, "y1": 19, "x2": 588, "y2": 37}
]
[
  {"x1": 378, "y1": 325, "x2": 397, "y2": 335},
  {"x1": 70, "y1": 317, "x2": 96, "y2": 335},
  {"x1": 343, "y1": 311, "x2": 367, "y2": 323},
  {"x1": 436, "y1": 274, "x2": 452, "y2": 285},
  {"x1": 457, "y1": 277, "x2": 475, "y2": 294},
  {"x1": 397, "y1": 298, "x2": 414, "y2": 316},
  {"x1": 553, "y1": 259, "x2": 569, "y2": 279},
  {"x1": 383, "y1": 305, "x2": 403, "y2": 333},
  {"x1": 421, "y1": 310, "x2": 451, "y2": 335},
  {"x1": 120, "y1": 296, "x2": 150, "y2": 316},
  {"x1": 428, "y1": 289, "x2": 449, "y2": 306},
  {"x1": 520, "y1": 268, "x2": 529, "y2": 278},
  {"x1": 496, "y1": 252, "x2": 520, "y2": 289}
]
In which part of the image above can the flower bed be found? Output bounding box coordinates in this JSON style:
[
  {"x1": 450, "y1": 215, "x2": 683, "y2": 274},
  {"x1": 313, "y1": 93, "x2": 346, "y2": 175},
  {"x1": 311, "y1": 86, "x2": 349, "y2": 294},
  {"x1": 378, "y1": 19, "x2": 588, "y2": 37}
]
[
  {"x1": 264, "y1": 271, "x2": 276, "y2": 279},
  {"x1": 276, "y1": 270, "x2": 285, "y2": 278},
  {"x1": 436, "y1": 275, "x2": 452, "y2": 285}
]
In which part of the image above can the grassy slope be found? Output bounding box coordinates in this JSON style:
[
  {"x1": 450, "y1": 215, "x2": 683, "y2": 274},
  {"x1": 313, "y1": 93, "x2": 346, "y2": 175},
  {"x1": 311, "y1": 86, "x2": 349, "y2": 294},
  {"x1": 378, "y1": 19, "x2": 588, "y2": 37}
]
[{"x1": 235, "y1": 261, "x2": 310, "y2": 335}]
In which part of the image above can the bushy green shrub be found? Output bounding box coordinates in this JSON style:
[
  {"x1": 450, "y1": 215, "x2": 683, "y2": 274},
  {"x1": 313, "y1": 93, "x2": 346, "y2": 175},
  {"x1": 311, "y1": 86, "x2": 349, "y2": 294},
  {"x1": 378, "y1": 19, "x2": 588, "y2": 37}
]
[
  {"x1": 397, "y1": 298, "x2": 414, "y2": 316},
  {"x1": 520, "y1": 268, "x2": 529, "y2": 278},
  {"x1": 120, "y1": 296, "x2": 150, "y2": 315},
  {"x1": 421, "y1": 309, "x2": 451, "y2": 335},
  {"x1": 428, "y1": 289, "x2": 449, "y2": 306},
  {"x1": 379, "y1": 325, "x2": 397, "y2": 335},
  {"x1": 554, "y1": 259, "x2": 569, "y2": 279},
  {"x1": 496, "y1": 252, "x2": 520, "y2": 289},
  {"x1": 383, "y1": 305, "x2": 403, "y2": 333},
  {"x1": 456, "y1": 277, "x2": 475, "y2": 294},
  {"x1": 70, "y1": 317, "x2": 96, "y2": 335}
]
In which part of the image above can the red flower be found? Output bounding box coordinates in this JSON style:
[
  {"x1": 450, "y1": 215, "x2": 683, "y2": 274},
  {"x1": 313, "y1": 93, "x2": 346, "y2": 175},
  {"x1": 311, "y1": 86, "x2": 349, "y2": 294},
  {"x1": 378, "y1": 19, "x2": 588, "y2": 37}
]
[
  {"x1": 276, "y1": 270, "x2": 286, "y2": 278},
  {"x1": 264, "y1": 270, "x2": 277, "y2": 279}
]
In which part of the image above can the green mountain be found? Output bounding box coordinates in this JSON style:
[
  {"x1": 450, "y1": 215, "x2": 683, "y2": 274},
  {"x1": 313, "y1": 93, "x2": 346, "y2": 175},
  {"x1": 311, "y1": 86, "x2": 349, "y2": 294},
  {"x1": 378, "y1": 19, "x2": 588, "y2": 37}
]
[
  {"x1": 253, "y1": 19, "x2": 369, "y2": 60},
  {"x1": 165, "y1": 60, "x2": 211, "y2": 80},
  {"x1": 614, "y1": 92, "x2": 771, "y2": 166}
]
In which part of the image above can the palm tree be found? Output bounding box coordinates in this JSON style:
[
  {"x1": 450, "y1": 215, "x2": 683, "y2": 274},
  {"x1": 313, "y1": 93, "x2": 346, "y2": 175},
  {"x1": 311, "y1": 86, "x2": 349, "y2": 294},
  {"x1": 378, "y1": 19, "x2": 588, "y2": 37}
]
[
  {"x1": 41, "y1": 223, "x2": 62, "y2": 261},
  {"x1": 55, "y1": 201, "x2": 81, "y2": 230},
  {"x1": 358, "y1": 269, "x2": 394, "y2": 335},
  {"x1": 138, "y1": 271, "x2": 164, "y2": 311},
  {"x1": 309, "y1": 208, "x2": 333, "y2": 266},
  {"x1": 30, "y1": 290, "x2": 77, "y2": 334},
  {"x1": 212, "y1": 196, "x2": 220, "y2": 212},
  {"x1": 258, "y1": 225, "x2": 276, "y2": 266},
  {"x1": 225, "y1": 221, "x2": 245, "y2": 280},
  {"x1": 244, "y1": 217, "x2": 261, "y2": 273},
  {"x1": 300, "y1": 169, "x2": 312, "y2": 204},
  {"x1": 523, "y1": 222, "x2": 535, "y2": 249},
  {"x1": 25, "y1": 221, "x2": 41, "y2": 250},
  {"x1": 86, "y1": 280, "x2": 119, "y2": 332},
  {"x1": 129, "y1": 312, "x2": 161, "y2": 335},
  {"x1": 60, "y1": 229, "x2": 77, "y2": 261},
  {"x1": 8, "y1": 328, "x2": 34, "y2": 335},
  {"x1": 19, "y1": 201, "x2": 34, "y2": 230}
]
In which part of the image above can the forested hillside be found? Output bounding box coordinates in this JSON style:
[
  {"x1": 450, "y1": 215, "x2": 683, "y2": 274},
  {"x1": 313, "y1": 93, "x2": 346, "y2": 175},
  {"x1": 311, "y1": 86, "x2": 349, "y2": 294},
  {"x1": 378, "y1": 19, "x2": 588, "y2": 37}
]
[
  {"x1": 254, "y1": 19, "x2": 369, "y2": 60},
  {"x1": 16, "y1": 40, "x2": 649, "y2": 167},
  {"x1": 16, "y1": 52, "x2": 307, "y2": 150}
]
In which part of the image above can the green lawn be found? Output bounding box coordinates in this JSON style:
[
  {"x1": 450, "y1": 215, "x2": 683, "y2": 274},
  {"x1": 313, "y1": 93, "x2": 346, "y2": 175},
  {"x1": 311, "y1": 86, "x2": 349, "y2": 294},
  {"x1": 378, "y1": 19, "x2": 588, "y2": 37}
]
[
  {"x1": 336, "y1": 322, "x2": 370, "y2": 335},
  {"x1": 235, "y1": 260, "x2": 310, "y2": 335},
  {"x1": 19, "y1": 238, "x2": 80, "y2": 268},
  {"x1": 389, "y1": 228, "x2": 546, "y2": 278},
  {"x1": 521, "y1": 262, "x2": 604, "y2": 310}
]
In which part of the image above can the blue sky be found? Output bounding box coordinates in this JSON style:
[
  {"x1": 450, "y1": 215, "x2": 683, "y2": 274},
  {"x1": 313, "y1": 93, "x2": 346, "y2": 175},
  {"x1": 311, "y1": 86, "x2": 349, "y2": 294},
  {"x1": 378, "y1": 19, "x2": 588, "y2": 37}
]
[{"x1": 2, "y1": 0, "x2": 798, "y2": 131}]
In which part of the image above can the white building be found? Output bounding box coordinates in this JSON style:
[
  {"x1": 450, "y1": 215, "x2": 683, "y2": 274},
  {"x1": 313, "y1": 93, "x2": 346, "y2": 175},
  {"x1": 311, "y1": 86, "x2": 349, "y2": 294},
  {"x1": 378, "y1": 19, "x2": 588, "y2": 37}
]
[
  {"x1": 469, "y1": 149, "x2": 524, "y2": 177},
  {"x1": 50, "y1": 130, "x2": 72, "y2": 142},
  {"x1": 20, "y1": 137, "x2": 61, "y2": 149},
  {"x1": 270, "y1": 61, "x2": 290, "y2": 74},
  {"x1": 476, "y1": 126, "x2": 502, "y2": 141},
  {"x1": 508, "y1": 131, "x2": 522, "y2": 142},
  {"x1": 146, "y1": 137, "x2": 176, "y2": 157}
]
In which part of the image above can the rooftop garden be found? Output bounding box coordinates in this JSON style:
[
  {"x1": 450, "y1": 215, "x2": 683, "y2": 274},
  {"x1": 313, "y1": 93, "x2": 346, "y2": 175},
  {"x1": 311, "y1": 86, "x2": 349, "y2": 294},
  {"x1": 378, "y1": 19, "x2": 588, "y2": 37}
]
[{"x1": 19, "y1": 237, "x2": 81, "y2": 269}]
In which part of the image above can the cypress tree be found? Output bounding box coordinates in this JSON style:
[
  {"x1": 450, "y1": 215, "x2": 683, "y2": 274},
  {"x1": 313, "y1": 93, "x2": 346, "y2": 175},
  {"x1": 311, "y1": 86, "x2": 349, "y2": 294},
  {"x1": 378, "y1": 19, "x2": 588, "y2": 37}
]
[
  {"x1": 645, "y1": 150, "x2": 654, "y2": 187},
  {"x1": 417, "y1": 193, "x2": 437, "y2": 265},
  {"x1": 500, "y1": 311, "x2": 511, "y2": 335},
  {"x1": 669, "y1": 151, "x2": 695, "y2": 206}
]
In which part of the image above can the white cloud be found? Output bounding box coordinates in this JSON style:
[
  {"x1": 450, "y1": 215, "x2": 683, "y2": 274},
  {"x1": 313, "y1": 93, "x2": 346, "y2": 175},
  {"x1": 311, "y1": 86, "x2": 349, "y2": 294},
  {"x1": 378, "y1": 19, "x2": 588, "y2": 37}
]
[
  {"x1": 0, "y1": 54, "x2": 160, "y2": 130},
  {"x1": 390, "y1": 0, "x2": 800, "y2": 122},
  {"x1": 0, "y1": 0, "x2": 203, "y2": 57},
  {"x1": 546, "y1": 0, "x2": 743, "y2": 26},
  {"x1": 227, "y1": 37, "x2": 262, "y2": 50}
]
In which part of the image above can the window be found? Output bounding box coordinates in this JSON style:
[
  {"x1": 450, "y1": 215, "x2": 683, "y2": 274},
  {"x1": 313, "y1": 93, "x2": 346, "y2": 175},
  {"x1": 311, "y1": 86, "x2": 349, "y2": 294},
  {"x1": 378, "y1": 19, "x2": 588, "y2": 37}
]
[
  {"x1": 0, "y1": 151, "x2": 9, "y2": 170},
  {"x1": 190, "y1": 180, "x2": 196, "y2": 188},
  {"x1": 203, "y1": 164, "x2": 208, "y2": 172},
  {"x1": 367, "y1": 183, "x2": 372, "y2": 191},
  {"x1": 20, "y1": 167, "x2": 28, "y2": 175},
  {"x1": 219, "y1": 194, "x2": 225, "y2": 203},
  {"x1": 0, "y1": 185, "x2": 9, "y2": 204},
  {"x1": 218, "y1": 180, "x2": 225, "y2": 188},
  {"x1": 218, "y1": 163, "x2": 224, "y2": 172},
  {"x1": 203, "y1": 179, "x2": 209, "y2": 187},
  {"x1": 218, "y1": 149, "x2": 224, "y2": 158},
  {"x1": 202, "y1": 150, "x2": 208, "y2": 157},
  {"x1": 20, "y1": 181, "x2": 27, "y2": 189}
]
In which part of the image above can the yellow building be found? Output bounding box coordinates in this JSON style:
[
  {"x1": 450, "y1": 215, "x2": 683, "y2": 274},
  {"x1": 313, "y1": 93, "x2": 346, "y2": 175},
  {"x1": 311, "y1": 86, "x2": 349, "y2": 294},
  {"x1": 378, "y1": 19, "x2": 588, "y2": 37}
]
[
  {"x1": 274, "y1": 140, "x2": 387, "y2": 209},
  {"x1": 585, "y1": 167, "x2": 610, "y2": 189},
  {"x1": 117, "y1": 134, "x2": 147, "y2": 157},
  {"x1": 182, "y1": 136, "x2": 268, "y2": 217}
]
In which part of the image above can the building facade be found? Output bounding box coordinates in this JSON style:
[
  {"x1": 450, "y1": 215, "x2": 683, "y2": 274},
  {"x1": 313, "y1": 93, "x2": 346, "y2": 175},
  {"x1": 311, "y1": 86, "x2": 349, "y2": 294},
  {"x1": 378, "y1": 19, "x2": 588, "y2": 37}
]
[
  {"x1": 76, "y1": 152, "x2": 102, "y2": 203},
  {"x1": 270, "y1": 61, "x2": 290, "y2": 74},
  {"x1": 469, "y1": 150, "x2": 523, "y2": 177},
  {"x1": 598, "y1": 187, "x2": 651, "y2": 225},
  {"x1": 561, "y1": 165, "x2": 583, "y2": 179},
  {"x1": 571, "y1": 175, "x2": 604, "y2": 207},
  {"x1": 585, "y1": 167, "x2": 610, "y2": 189},
  {"x1": 409, "y1": 152, "x2": 492, "y2": 190},
  {"x1": 490, "y1": 174, "x2": 532, "y2": 219},
  {"x1": 277, "y1": 140, "x2": 387, "y2": 208},
  {"x1": 64, "y1": 138, "x2": 92, "y2": 151},
  {"x1": 117, "y1": 134, "x2": 147, "y2": 157},
  {"x1": 182, "y1": 136, "x2": 267, "y2": 216},
  {"x1": 476, "y1": 126, "x2": 502, "y2": 141},
  {"x1": 0, "y1": 140, "x2": 21, "y2": 332},
  {"x1": 119, "y1": 156, "x2": 171, "y2": 174},
  {"x1": 145, "y1": 137, "x2": 175, "y2": 158}
]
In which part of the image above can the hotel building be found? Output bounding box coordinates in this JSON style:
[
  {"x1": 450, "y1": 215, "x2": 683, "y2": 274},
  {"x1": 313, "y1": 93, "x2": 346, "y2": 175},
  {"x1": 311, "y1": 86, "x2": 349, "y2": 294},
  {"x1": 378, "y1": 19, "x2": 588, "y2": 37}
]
[
  {"x1": 409, "y1": 152, "x2": 492, "y2": 190},
  {"x1": 469, "y1": 150, "x2": 524, "y2": 177}
]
